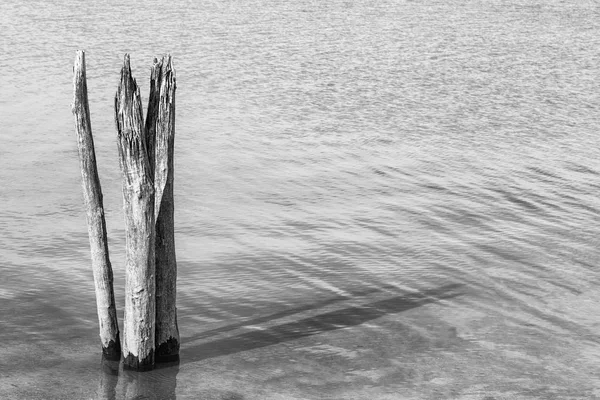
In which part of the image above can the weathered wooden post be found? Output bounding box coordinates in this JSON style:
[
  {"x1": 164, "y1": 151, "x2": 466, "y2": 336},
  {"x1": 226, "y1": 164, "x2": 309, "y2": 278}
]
[
  {"x1": 72, "y1": 50, "x2": 121, "y2": 361},
  {"x1": 73, "y1": 52, "x2": 180, "y2": 370},
  {"x1": 115, "y1": 54, "x2": 156, "y2": 371},
  {"x1": 146, "y1": 56, "x2": 180, "y2": 362}
]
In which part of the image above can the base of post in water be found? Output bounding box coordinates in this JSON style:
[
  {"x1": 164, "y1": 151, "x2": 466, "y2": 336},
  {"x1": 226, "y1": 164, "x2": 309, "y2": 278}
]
[
  {"x1": 101, "y1": 338, "x2": 122, "y2": 362},
  {"x1": 156, "y1": 337, "x2": 180, "y2": 363},
  {"x1": 123, "y1": 352, "x2": 155, "y2": 372},
  {"x1": 101, "y1": 354, "x2": 121, "y2": 375}
]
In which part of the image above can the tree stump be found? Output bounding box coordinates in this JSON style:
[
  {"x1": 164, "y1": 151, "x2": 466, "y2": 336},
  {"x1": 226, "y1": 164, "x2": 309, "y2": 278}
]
[
  {"x1": 147, "y1": 55, "x2": 180, "y2": 362},
  {"x1": 72, "y1": 50, "x2": 121, "y2": 361},
  {"x1": 73, "y1": 51, "x2": 181, "y2": 371},
  {"x1": 115, "y1": 54, "x2": 156, "y2": 371}
]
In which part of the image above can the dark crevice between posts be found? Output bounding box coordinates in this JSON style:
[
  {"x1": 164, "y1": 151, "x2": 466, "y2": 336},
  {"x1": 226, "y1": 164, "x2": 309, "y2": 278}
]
[{"x1": 144, "y1": 58, "x2": 159, "y2": 181}]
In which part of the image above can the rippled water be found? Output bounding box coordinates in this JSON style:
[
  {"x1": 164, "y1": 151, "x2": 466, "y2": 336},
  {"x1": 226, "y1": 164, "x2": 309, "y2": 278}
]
[{"x1": 2, "y1": 0, "x2": 600, "y2": 399}]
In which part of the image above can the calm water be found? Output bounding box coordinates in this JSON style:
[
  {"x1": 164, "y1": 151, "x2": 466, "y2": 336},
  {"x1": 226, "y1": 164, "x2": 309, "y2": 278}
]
[{"x1": 2, "y1": 0, "x2": 600, "y2": 399}]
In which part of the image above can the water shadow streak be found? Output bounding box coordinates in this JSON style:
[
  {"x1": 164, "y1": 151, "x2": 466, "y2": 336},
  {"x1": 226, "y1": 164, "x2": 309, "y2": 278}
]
[
  {"x1": 182, "y1": 283, "x2": 403, "y2": 342},
  {"x1": 183, "y1": 283, "x2": 463, "y2": 364}
]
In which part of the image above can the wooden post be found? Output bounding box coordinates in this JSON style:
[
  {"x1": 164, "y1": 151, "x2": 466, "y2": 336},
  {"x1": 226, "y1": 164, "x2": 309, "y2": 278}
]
[
  {"x1": 72, "y1": 50, "x2": 121, "y2": 361},
  {"x1": 146, "y1": 55, "x2": 180, "y2": 362},
  {"x1": 115, "y1": 54, "x2": 156, "y2": 371}
]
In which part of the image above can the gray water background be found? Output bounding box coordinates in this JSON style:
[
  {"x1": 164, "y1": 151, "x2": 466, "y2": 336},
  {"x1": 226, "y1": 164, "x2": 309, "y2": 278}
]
[{"x1": 1, "y1": 0, "x2": 600, "y2": 399}]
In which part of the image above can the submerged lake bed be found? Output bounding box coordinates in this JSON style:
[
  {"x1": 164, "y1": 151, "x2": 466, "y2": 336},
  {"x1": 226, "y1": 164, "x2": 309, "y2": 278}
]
[{"x1": 2, "y1": 0, "x2": 600, "y2": 398}]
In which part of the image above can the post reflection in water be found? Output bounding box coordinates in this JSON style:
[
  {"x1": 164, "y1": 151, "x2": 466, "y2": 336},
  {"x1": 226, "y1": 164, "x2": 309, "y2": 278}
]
[
  {"x1": 98, "y1": 356, "x2": 179, "y2": 400},
  {"x1": 98, "y1": 357, "x2": 119, "y2": 400}
]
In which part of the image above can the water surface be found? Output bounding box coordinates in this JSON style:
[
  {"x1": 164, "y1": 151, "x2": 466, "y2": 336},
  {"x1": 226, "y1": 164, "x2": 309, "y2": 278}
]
[{"x1": 1, "y1": 0, "x2": 600, "y2": 399}]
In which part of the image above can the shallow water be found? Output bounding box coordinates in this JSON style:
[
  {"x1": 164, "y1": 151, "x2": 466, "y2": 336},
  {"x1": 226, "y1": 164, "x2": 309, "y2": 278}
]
[{"x1": 2, "y1": 0, "x2": 600, "y2": 399}]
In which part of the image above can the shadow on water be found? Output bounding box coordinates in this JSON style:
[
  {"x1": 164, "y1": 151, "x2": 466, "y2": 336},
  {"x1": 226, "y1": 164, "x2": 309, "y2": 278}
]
[
  {"x1": 182, "y1": 283, "x2": 463, "y2": 364},
  {"x1": 98, "y1": 356, "x2": 179, "y2": 400},
  {"x1": 182, "y1": 283, "x2": 408, "y2": 342}
]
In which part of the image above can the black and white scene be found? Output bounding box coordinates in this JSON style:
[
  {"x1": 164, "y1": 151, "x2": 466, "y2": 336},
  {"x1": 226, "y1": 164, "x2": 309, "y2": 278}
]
[{"x1": 1, "y1": 0, "x2": 600, "y2": 399}]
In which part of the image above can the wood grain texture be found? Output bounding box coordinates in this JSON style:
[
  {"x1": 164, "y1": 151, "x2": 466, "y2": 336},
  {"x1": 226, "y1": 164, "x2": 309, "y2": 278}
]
[
  {"x1": 147, "y1": 55, "x2": 180, "y2": 362},
  {"x1": 115, "y1": 54, "x2": 156, "y2": 371},
  {"x1": 72, "y1": 50, "x2": 121, "y2": 361}
]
